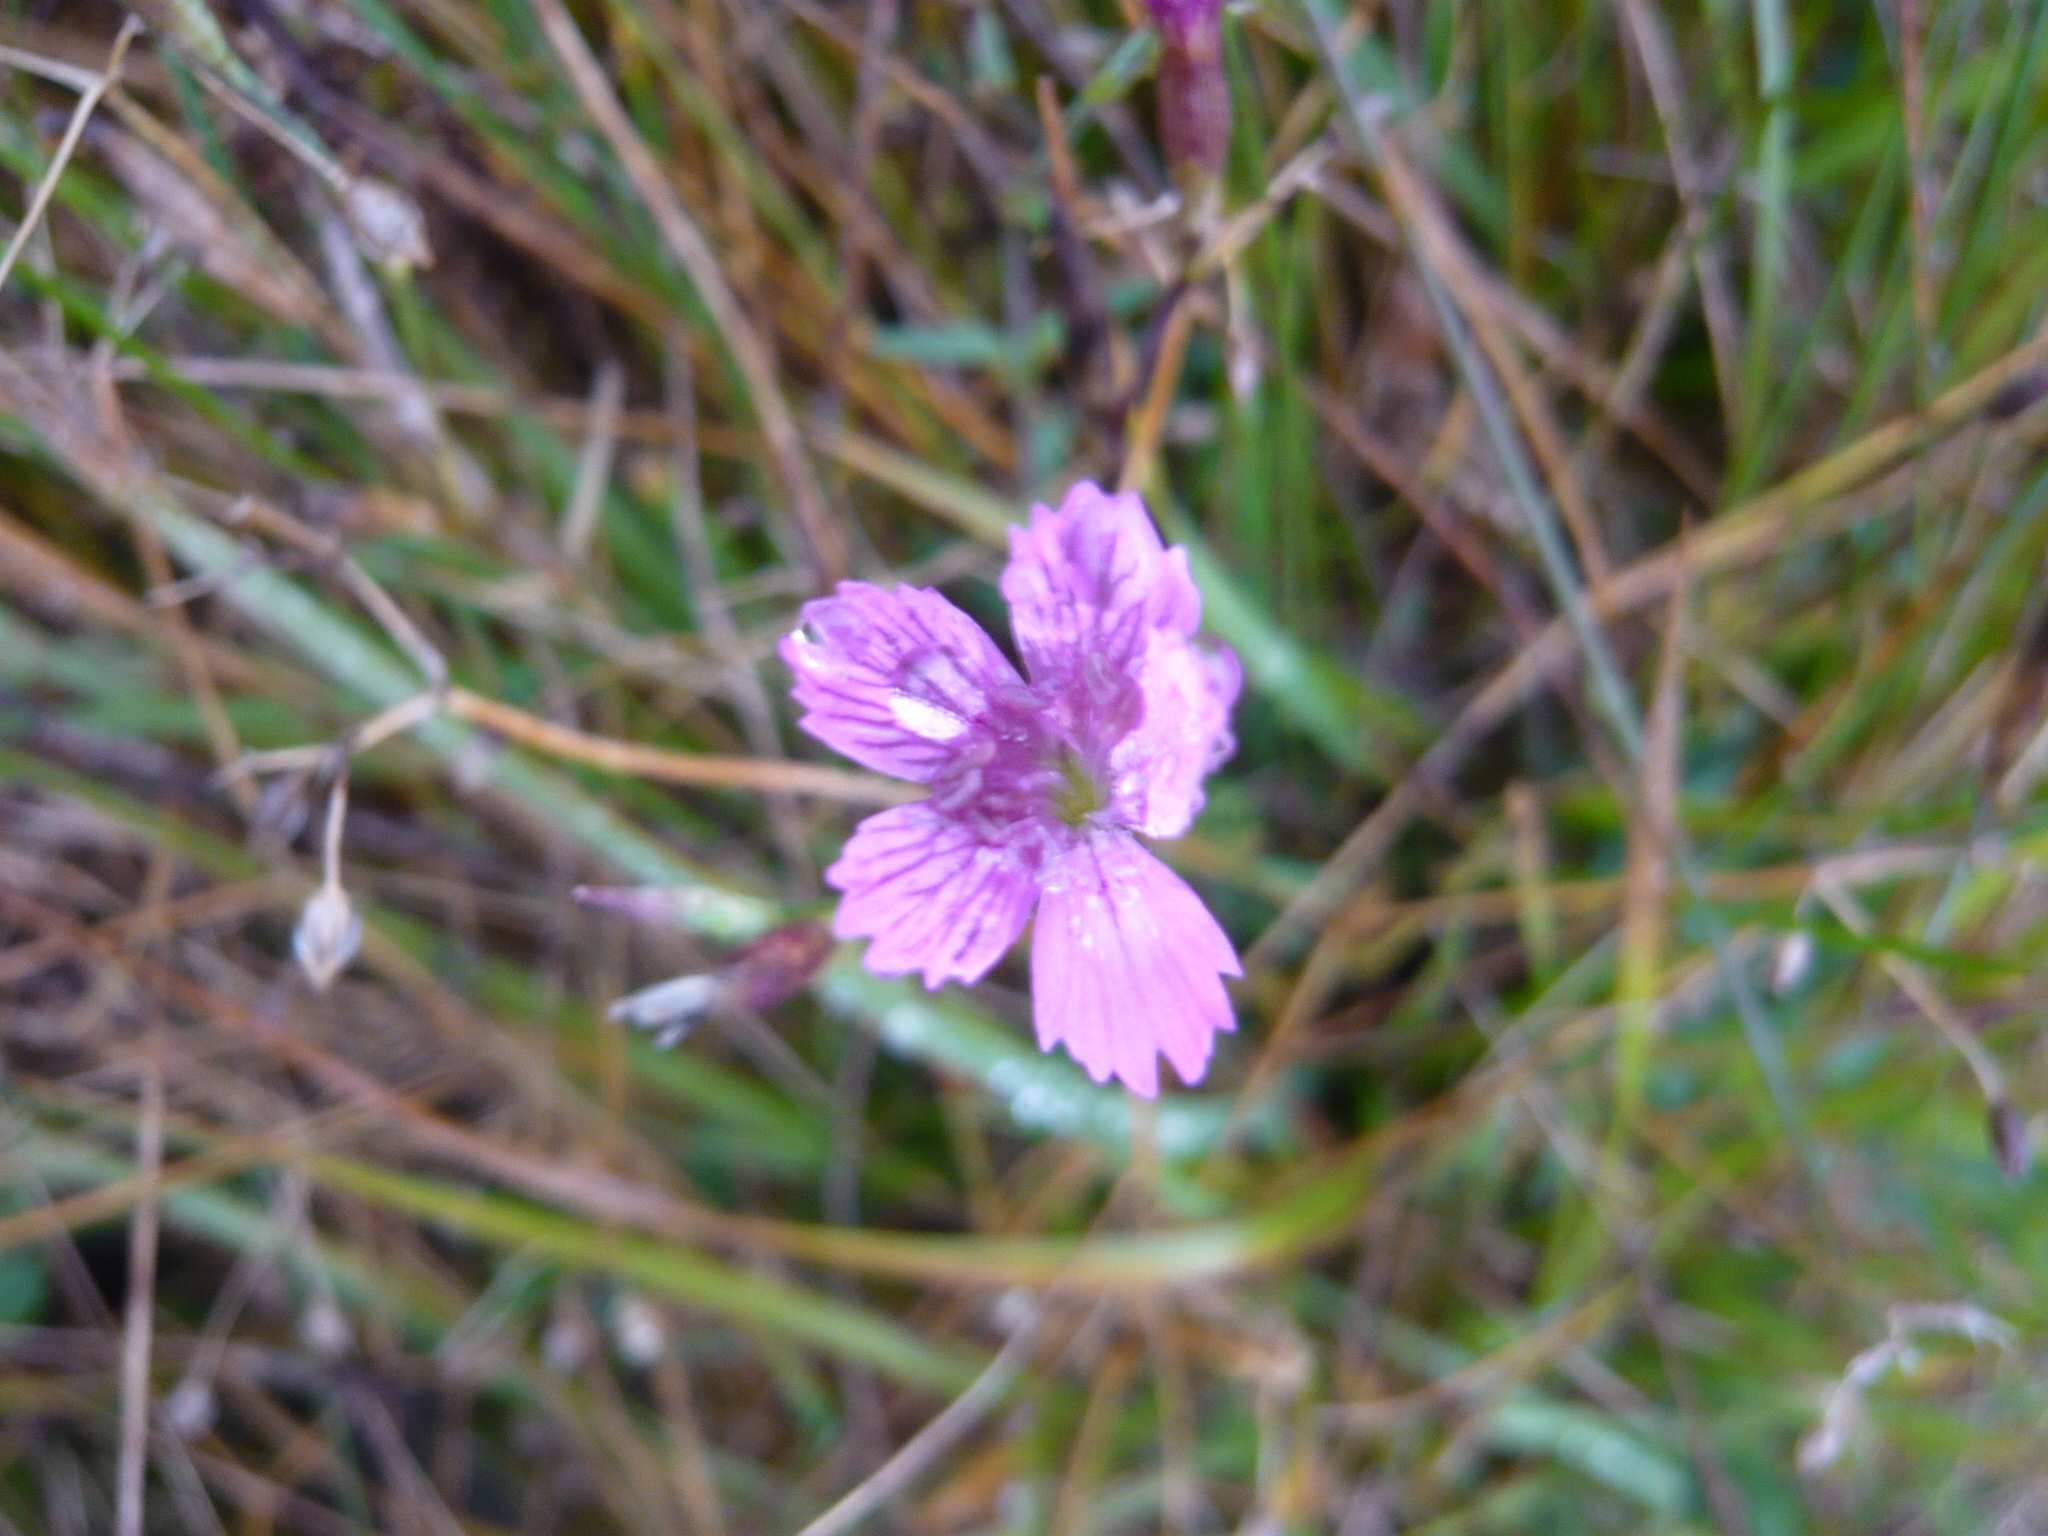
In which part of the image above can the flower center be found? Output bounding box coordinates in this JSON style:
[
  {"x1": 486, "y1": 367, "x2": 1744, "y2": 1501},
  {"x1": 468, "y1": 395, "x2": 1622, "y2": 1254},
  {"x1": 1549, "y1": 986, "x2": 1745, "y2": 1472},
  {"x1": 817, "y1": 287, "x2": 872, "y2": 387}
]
[{"x1": 1050, "y1": 749, "x2": 1105, "y2": 827}]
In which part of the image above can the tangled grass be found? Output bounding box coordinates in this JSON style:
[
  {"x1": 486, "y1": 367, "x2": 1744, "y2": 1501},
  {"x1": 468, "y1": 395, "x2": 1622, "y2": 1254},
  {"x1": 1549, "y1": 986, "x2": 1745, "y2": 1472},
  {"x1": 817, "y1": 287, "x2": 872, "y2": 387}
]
[{"x1": 3, "y1": 0, "x2": 2048, "y2": 1531}]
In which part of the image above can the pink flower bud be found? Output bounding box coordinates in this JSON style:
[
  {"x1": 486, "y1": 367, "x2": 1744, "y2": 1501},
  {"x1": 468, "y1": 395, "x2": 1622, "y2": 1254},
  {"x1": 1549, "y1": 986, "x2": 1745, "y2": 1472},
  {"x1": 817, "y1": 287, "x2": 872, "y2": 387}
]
[
  {"x1": 1144, "y1": 0, "x2": 1230, "y2": 182},
  {"x1": 602, "y1": 923, "x2": 832, "y2": 1051},
  {"x1": 728, "y1": 923, "x2": 834, "y2": 1013}
]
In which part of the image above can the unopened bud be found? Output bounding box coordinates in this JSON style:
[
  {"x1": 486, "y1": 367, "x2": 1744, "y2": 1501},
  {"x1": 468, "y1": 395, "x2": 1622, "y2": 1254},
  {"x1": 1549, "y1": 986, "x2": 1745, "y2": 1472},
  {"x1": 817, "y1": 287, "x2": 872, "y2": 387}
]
[
  {"x1": 603, "y1": 922, "x2": 832, "y2": 1049},
  {"x1": 1772, "y1": 929, "x2": 1814, "y2": 995},
  {"x1": 163, "y1": 1378, "x2": 217, "y2": 1441},
  {"x1": 1146, "y1": 0, "x2": 1230, "y2": 185},
  {"x1": 293, "y1": 882, "x2": 362, "y2": 992},
  {"x1": 608, "y1": 973, "x2": 719, "y2": 1050},
  {"x1": 344, "y1": 177, "x2": 432, "y2": 270},
  {"x1": 1227, "y1": 327, "x2": 1261, "y2": 401},
  {"x1": 610, "y1": 1294, "x2": 665, "y2": 1369},
  {"x1": 300, "y1": 1297, "x2": 352, "y2": 1359},
  {"x1": 542, "y1": 1313, "x2": 593, "y2": 1375},
  {"x1": 727, "y1": 922, "x2": 834, "y2": 1012}
]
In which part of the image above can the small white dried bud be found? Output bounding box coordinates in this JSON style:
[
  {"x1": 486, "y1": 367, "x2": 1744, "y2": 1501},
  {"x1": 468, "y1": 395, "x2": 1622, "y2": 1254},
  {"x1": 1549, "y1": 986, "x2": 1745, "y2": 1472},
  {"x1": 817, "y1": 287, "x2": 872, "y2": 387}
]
[
  {"x1": 162, "y1": 1377, "x2": 217, "y2": 1441},
  {"x1": 990, "y1": 1288, "x2": 1036, "y2": 1335},
  {"x1": 1990, "y1": 1103, "x2": 2033, "y2": 1182},
  {"x1": 610, "y1": 1294, "x2": 666, "y2": 1369},
  {"x1": 293, "y1": 883, "x2": 362, "y2": 992},
  {"x1": 607, "y1": 973, "x2": 719, "y2": 1050},
  {"x1": 1797, "y1": 1410, "x2": 1854, "y2": 1475},
  {"x1": 343, "y1": 177, "x2": 432, "y2": 270},
  {"x1": 299, "y1": 1297, "x2": 352, "y2": 1359},
  {"x1": 1772, "y1": 929, "x2": 1814, "y2": 995},
  {"x1": 450, "y1": 735, "x2": 498, "y2": 796},
  {"x1": 556, "y1": 133, "x2": 600, "y2": 178},
  {"x1": 541, "y1": 1313, "x2": 593, "y2": 1375},
  {"x1": 1227, "y1": 329, "x2": 1261, "y2": 402}
]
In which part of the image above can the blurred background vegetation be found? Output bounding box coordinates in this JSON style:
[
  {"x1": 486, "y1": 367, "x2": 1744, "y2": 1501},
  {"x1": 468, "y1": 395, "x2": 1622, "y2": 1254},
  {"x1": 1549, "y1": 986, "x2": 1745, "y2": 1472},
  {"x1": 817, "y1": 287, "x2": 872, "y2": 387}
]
[{"x1": 3, "y1": 0, "x2": 2048, "y2": 1530}]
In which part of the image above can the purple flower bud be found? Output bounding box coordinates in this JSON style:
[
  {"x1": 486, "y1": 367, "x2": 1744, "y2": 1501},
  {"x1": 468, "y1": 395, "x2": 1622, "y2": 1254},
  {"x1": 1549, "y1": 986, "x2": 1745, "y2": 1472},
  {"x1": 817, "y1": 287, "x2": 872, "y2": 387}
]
[
  {"x1": 602, "y1": 922, "x2": 833, "y2": 1050},
  {"x1": 728, "y1": 922, "x2": 835, "y2": 1013},
  {"x1": 1144, "y1": 0, "x2": 1230, "y2": 183}
]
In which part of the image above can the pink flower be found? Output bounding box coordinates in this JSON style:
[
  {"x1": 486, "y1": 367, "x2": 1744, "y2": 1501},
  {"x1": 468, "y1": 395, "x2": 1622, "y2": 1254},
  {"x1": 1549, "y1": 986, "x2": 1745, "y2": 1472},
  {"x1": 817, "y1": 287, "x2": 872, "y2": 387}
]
[{"x1": 782, "y1": 482, "x2": 1242, "y2": 1096}]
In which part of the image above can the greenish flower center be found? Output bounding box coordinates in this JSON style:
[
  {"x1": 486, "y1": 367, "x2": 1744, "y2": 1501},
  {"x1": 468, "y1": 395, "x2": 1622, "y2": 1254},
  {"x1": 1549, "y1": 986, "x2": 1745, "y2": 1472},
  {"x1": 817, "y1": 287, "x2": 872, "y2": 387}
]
[{"x1": 1052, "y1": 751, "x2": 1105, "y2": 827}]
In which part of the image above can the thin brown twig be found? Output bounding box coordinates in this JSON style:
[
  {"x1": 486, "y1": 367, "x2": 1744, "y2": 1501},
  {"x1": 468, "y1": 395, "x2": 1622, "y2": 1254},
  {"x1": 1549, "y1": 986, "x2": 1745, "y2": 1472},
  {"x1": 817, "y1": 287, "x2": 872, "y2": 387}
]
[
  {"x1": 649, "y1": 1348, "x2": 730, "y2": 1536},
  {"x1": 441, "y1": 687, "x2": 908, "y2": 805},
  {"x1": 0, "y1": 19, "x2": 141, "y2": 298},
  {"x1": 1048, "y1": 1343, "x2": 1137, "y2": 1536},
  {"x1": 1117, "y1": 287, "x2": 1198, "y2": 494},
  {"x1": 1309, "y1": 170, "x2": 1717, "y2": 502},
  {"x1": 107, "y1": 395, "x2": 257, "y2": 814},
  {"x1": 1145, "y1": 1290, "x2": 1203, "y2": 1533},
  {"x1": 1574, "y1": 222, "x2": 1698, "y2": 484}
]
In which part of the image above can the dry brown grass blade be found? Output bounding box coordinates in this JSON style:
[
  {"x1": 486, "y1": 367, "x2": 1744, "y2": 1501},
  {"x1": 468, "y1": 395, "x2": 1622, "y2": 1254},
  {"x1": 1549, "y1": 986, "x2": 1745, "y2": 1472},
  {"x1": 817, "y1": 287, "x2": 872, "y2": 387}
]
[
  {"x1": 92, "y1": 118, "x2": 325, "y2": 331},
  {"x1": 0, "y1": 505, "x2": 267, "y2": 688},
  {"x1": 1899, "y1": 0, "x2": 1937, "y2": 386},
  {"x1": 1367, "y1": 129, "x2": 1615, "y2": 577},
  {"x1": 94, "y1": 354, "x2": 756, "y2": 452},
  {"x1": 1047, "y1": 1343, "x2": 1138, "y2": 1536},
  {"x1": 1616, "y1": 0, "x2": 1742, "y2": 428},
  {"x1": 528, "y1": 0, "x2": 846, "y2": 584},
  {"x1": 1118, "y1": 289, "x2": 1199, "y2": 494},
  {"x1": 1609, "y1": 574, "x2": 1687, "y2": 1181}
]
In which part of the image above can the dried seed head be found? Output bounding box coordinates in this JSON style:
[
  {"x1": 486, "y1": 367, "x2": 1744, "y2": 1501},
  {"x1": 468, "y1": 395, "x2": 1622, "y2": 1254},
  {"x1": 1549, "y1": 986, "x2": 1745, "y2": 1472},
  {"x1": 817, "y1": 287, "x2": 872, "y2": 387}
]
[
  {"x1": 610, "y1": 1294, "x2": 666, "y2": 1369},
  {"x1": 293, "y1": 883, "x2": 363, "y2": 992},
  {"x1": 343, "y1": 177, "x2": 433, "y2": 271},
  {"x1": 299, "y1": 1297, "x2": 353, "y2": 1359},
  {"x1": 542, "y1": 1313, "x2": 593, "y2": 1375},
  {"x1": 163, "y1": 1378, "x2": 217, "y2": 1442},
  {"x1": 1771, "y1": 929, "x2": 1814, "y2": 995}
]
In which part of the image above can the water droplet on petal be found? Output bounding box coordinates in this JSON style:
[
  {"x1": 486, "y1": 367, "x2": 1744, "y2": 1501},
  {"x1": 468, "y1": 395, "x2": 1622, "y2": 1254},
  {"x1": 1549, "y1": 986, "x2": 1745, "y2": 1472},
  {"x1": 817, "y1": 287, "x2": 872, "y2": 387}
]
[{"x1": 889, "y1": 689, "x2": 972, "y2": 741}]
